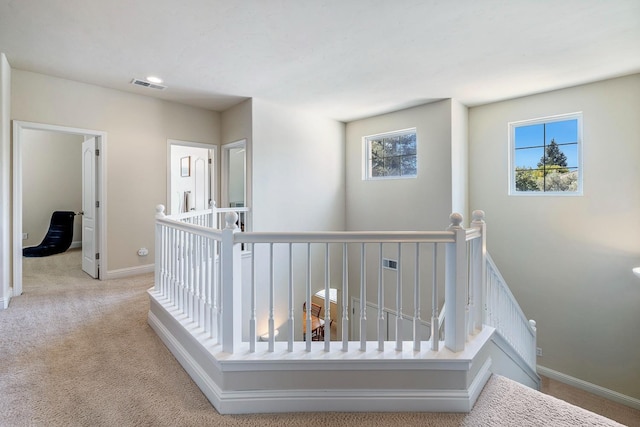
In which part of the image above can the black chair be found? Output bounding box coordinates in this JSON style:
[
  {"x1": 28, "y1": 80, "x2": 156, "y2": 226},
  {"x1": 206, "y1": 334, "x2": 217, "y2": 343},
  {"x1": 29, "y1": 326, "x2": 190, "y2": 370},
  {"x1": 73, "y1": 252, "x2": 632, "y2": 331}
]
[{"x1": 23, "y1": 211, "x2": 76, "y2": 257}]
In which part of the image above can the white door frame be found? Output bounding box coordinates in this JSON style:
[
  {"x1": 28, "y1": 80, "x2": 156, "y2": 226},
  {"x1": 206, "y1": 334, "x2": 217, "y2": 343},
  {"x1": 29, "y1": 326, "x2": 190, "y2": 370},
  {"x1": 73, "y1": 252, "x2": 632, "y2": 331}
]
[
  {"x1": 12, "y1": 121, "x2": 107, "y2": 295},
  {"x1": 167, "y1": 139, "x2": 217, "y2": 215}
]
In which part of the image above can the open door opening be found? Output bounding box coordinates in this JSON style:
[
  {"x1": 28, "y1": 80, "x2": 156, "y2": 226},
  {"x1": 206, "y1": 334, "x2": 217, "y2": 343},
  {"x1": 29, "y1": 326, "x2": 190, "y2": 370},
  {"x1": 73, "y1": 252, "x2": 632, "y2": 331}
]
[
  {"x1": 167, "y1": 139, "x2": 216, "y2": 215},
  {"x1": 12, "y1": 121, "x2": 106, "y2": 296}
]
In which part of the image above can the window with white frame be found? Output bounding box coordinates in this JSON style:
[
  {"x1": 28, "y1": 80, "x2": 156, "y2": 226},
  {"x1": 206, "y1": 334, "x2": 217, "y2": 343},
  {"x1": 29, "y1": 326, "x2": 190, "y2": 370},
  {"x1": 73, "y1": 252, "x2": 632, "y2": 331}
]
[
  {"x1": 364, "y1": 128, "x2": 417, "y2": 180},
  {"x1": 509, "y1": 113, "x2": 582, "y2": 195}
]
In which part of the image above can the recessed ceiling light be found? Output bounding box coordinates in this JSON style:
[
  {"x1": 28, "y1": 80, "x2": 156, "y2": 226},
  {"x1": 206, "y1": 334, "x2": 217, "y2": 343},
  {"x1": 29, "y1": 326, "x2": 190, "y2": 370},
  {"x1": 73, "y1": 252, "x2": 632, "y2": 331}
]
[{"x1": 146, "y1": 76, "x2": 163, "y2": 84}]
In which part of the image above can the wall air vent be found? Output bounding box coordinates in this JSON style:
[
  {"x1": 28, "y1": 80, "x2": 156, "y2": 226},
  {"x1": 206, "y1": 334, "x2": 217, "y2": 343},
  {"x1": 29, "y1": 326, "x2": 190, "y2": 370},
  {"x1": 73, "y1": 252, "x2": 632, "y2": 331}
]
[{"x1": 130, "y1": 78, "x2": 167, "y2": 90}]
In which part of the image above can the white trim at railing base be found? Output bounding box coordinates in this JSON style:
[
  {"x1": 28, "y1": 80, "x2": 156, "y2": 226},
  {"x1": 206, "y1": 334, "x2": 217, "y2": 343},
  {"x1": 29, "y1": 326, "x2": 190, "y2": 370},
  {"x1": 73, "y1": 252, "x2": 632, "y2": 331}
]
[
  {"x1": 489, "y1": 332, "x2": 540, "y2": 390},
  {"x1": 148, "y1": 290, "x2": 499, "y2": 414},
  {"x1": 105, "y1": 264, "x2": 154, "y2": 280},
  {"x1": 537, "y1": 365, "x2": 640, "y2": 410}
]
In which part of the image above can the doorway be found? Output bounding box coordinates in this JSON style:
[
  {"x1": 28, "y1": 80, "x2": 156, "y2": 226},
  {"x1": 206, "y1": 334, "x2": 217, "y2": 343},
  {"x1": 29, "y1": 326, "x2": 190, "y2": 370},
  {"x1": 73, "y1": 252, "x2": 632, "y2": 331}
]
[
  {"x1": 167, "y1": 139, "x2": 216, "y2": 215},
  {"x1": 12, "y1": 121, "x2": 106, "y2": 296}
]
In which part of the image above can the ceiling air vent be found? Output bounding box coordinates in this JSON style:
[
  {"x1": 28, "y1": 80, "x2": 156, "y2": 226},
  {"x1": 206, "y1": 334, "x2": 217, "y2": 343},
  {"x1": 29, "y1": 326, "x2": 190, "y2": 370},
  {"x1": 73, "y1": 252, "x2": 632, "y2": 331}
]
[{"x1": 130, "y1": 78, "x2": 167, "y2": 91}]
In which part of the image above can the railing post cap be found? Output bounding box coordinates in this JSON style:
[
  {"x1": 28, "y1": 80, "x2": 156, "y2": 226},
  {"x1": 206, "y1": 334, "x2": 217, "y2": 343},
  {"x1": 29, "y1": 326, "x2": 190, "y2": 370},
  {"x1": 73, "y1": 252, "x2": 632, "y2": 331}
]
[
  {"x1": 225, "y1": 211, "x2": 239, "y2": 230},
  {"x1": 472, "y1": 210, "x2": 486, "y2": 223},
  {"x1": 448, "y1": 212, "x2": 463, "y2": 229},
  {"x1": 155, "y1": 204, "x2": 166, "y2": 218},
  {"x1": 529, "y1": 319, "x2": 537, "y2": 330}
]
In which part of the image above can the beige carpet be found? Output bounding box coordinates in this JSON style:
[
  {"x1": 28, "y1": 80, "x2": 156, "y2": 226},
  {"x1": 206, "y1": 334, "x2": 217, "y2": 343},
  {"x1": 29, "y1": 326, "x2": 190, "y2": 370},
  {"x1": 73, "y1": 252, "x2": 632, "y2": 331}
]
[{"x1": 0, "y1": 249, "x2": 634, "y2": 426}]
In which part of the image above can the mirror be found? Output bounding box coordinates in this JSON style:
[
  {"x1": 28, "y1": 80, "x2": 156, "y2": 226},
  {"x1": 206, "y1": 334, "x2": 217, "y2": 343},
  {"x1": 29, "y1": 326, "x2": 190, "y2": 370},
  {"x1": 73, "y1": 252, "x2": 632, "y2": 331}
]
[{"x1": 222, "y1": 140, "x2": 246, "y2": 208}]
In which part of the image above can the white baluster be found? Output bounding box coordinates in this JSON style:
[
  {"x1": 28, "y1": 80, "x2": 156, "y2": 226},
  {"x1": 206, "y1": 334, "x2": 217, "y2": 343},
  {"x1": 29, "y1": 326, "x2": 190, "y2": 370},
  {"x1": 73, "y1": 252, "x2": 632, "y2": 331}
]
[
  {"x1": 204, "y1": 236, "x2": 212, "y2": 336},
  {"x1": 268, "y1": 243, "x2": 275, "y2": 352},
  {"x1": 413, "y1": 242, "x2": 421, "y2": 351},
  {"x1": 288, "y1": 243, "x2": 294, "y2": 352},
  {"x1": 305, "y1": 243, "x2": 311, "y2": 352},
  {"x1": 395, "y1": 243, "x2": 403, "y2": 351},
  {"x1": 249, "y1": 244, "x2": 256, "y2": 352},
  {"x1": 216, "y1": 239, "x2": 222, "y2": 343},
  {"x1": 324, "y1": 243, "x2": 330, "y2": 352},
  {"x1": 467, "y1": 241, "x2": 474, "y2": 336},
  {"x1": 377, "y1": 243, "x2": 384, "y2": 351},
  {"x1": 182, "y1": 230, "x2": 188, "y2": 316},
  {"x1": 341, "y1": 242, "x2": 349, "y2": 352},
  {"x1": 360, "y1": 243, "x2": 367, "y2": 352},
  {"x1": 431, "y1": 243, "x2": 439, "y2": 351}
]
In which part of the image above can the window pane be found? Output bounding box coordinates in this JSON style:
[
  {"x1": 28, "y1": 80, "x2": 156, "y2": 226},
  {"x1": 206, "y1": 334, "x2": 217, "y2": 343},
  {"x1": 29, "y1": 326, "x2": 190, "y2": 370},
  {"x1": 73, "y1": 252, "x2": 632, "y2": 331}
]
[
  {"x1": 560, "y1": 143, "x2": 578, "y2": 168},
  {"x1": 515, "y1": 124, "x2": 544, "y2": 149},
  {"x1": 510, "y1": 113, "x2": 581, "y2": 195},
  {"x1": 365, "y1": 129, "x2": 417, "y2": 179},
  {"x1": 401, "y1": 154, "x2": 417, "y2": 176},
  {"x1": 386, "y1": 156, "x2": 400, "y2": 176},
  {"x1": 545, "y1": 119, "x2": 577, "y2": 145},
  {"x1": 371, "y1": 156, "x2": 385, "y2": 177},
  {"x1": 514, "y1": 147, "x2": 543, "y2": 169},
  {"x1": 544, "y1": 169, "x2": 579, "y2": 192}
]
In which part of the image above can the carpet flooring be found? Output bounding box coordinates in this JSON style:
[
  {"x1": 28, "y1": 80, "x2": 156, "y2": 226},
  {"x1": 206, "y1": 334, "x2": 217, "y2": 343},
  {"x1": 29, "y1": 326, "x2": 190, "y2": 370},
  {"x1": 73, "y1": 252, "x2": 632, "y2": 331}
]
[{"x1": 0, "y1": 249, "x2": 636, "y2": 426}]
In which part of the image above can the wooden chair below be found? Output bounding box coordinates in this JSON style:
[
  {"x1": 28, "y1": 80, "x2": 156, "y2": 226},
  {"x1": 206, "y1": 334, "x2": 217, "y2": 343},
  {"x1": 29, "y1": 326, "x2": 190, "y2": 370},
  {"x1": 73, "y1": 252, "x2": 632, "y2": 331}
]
[{"x1": 302, "y1": 302, "x2": 325, "y2": 341}]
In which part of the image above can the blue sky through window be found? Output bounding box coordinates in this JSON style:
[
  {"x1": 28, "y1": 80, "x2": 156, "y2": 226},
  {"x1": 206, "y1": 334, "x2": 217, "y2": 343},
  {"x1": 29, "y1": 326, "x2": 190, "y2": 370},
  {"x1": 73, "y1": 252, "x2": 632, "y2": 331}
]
[{"x1": 514, "y1": 119, "x2": 578, "y2": 169}]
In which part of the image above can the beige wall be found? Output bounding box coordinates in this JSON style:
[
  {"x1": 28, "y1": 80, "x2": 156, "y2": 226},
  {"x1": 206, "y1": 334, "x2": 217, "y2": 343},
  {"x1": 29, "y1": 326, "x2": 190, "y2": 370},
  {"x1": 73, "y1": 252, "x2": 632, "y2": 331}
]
[
  {"x1": 345, "y1": 100, "x2": 454, "y2": 232},
  {"x1": 249, "y1": 98, "x2": 345, "y2": 339},
  {"x1": 11, "y1": 70, "x2": 220, "y2": 272},
  {"x1": 22, "y1": 129, "x2": 83, "y2": 247},
  {"x1": 221, "y1": 98, "x2": 252, "y2": 145},
  {"x1": 469, "y1": 74, "x2": 640, "y2": 399},
  {"x1": 344, "y1": 100, "x2": 457, "y2": 325},
  {"x1": 252, "y1": 98, "x2": 345, "y2": 232}
]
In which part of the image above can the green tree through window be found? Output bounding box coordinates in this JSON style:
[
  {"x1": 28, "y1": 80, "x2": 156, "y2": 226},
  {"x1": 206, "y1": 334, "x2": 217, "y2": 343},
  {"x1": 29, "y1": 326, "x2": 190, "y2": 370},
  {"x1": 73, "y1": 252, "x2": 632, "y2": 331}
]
[
  {"x1": 365, "y1": 129, "x2": 417, "y2": 179},
  {"x1": 511, "y1": 114, "x2": 581, "y2": 194}
]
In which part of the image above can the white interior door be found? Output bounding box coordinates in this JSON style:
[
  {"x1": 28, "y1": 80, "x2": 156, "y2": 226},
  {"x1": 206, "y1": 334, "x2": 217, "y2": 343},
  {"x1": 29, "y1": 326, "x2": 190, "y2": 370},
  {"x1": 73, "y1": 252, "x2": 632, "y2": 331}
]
[{"x1": 82, "y1": 137, "x2": 98, "y2": 278}]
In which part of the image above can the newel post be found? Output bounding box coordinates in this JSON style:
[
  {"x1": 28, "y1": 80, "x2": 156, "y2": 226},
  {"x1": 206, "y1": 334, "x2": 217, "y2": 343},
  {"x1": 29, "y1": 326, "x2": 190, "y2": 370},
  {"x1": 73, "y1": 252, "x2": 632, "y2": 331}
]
[
  {"x1": 445, "y1": 213, "x2": 467, "y2": 352},
  {"x1": 154, "y1": 205, "x2": 166, "y2": 293},
  {"x1": 471, "y1": 210, "x2": 486, "y2": 332},
  {"x1": 221, "y1": 211, "x2": 243, "y2": 354}
]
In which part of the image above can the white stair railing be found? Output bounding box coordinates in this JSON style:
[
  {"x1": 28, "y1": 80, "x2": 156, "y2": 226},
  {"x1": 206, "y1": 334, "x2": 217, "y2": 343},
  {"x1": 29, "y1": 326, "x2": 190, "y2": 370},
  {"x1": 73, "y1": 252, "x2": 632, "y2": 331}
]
[
  {"x1": 484, "y1": 252, "x2": 537, "y2": 371},
  {"x1": 155, "y1": 205, "x2": 222, "y2": 339},
  {"x1": 154, "y1": 206, "x2": 487, "y2": 354},
  {"x1": 153, "y1": 205, "x2": 535, "y2": 369}
]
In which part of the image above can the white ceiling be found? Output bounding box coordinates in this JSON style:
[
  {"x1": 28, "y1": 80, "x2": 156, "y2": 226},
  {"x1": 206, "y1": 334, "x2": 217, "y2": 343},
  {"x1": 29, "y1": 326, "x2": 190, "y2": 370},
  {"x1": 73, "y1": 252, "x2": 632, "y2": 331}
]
[{"x1": 1, "y1": 0, "x2": 638, "y2": 122}]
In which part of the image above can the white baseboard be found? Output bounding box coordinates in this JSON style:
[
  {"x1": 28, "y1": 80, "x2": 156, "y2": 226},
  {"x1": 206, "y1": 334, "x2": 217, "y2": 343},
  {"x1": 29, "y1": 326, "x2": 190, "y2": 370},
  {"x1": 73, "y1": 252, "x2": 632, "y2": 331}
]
[
  {"x1": 537, "y1": 365, "x2": 640, "y2": 410},
  {"x1": 70, "y1": 241, "x2": 82, "y2": 249},
  {"x1": 105, "y1": 264, "x2": 154, "y2": 280}
]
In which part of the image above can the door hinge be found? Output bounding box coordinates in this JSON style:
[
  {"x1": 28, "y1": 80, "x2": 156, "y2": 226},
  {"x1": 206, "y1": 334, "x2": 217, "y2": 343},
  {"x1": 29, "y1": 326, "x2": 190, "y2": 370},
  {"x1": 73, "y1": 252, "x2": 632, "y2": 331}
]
[
  {"x1": 208, "y1": 158, "x2": 212, "y2": 164},
  {"x1": 96, "y1": 253, "x2": 100, "y2": 260},
  {"x1": 96, "y1": 201, "x2": 100, "y2": 208},
  {"x1": 95, "y1": 148, "x2": 100, "y2": 156}
]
